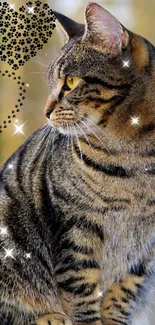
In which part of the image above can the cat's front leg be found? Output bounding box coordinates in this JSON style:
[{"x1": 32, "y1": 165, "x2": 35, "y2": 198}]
[
  {"x1": 101, "y1": 274, "x2": 144, "y2": 325},
  {"x1": 31, "y1": 265, "x2": 102, "y2": 325},
  {"x1": 54, "y1": 235, "x2": 103, "y2": 325},
  {"x1": 57, "y1": 267, "x2": 103, "y2": 325}
]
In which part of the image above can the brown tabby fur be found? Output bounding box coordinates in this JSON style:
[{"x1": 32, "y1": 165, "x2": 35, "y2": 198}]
[{"x1": 1, "y1": 2, "x2": 155, "y2": 325}]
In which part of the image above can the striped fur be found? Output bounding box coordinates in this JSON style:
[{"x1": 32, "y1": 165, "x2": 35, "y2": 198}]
[{"x1": 1, "y1": 3, "x2": 155, "y2": 325}]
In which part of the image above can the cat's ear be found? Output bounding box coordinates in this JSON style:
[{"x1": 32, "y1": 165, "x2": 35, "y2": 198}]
[
  {"x1": 83, "y1": 3, "x2": 129, "y2": 54},
  {"x1": 54, "y1": 11, "x2": 85, "y2": 42}
]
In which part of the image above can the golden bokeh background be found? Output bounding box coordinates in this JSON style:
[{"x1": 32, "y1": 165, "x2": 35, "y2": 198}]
[{"x1": 1, "y1": 0, "x2": 155, "y2": 166}]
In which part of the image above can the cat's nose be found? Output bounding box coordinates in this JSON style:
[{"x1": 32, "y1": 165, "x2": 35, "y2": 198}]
[{"x1": 44, "y1": 97, "x2": 57, "y2": 118}]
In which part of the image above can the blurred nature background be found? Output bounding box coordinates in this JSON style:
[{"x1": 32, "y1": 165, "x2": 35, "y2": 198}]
[{"x1": 1, "y1": 0, "x2": 155, "y2": 166}]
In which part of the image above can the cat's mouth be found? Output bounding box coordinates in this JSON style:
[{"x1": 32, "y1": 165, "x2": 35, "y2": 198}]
[{"x1": 45, "y1": 98, "x2": 101, "y2": 136}]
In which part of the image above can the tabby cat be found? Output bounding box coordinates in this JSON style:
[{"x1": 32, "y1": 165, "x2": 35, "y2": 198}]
[{"x1": 1, "y1": 2, "x2": 155, "y2": 325}]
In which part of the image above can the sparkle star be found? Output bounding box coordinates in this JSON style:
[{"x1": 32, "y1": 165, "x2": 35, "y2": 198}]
[
  {"x1": 9, "y1": 4, "x2": 15, "y2": 10},
  {"x1": 12, "y1": 122, "x2": 27, "y2": 137},
  {"x1": 123, "y1": 60, "x2": 130, "y2": 68},
  {"x1": 25, "y1": 253, "x2": 31, "y2": 259},
  {"x1": 27, "y1": 6, "x2": 35, "y2": 14},
  {"x1": 8, "y1": 164, "x2": 14, "y2": 169},
  {"x1": 98, "y1": 291, "x2": 103, "y2": 297},
  {"x1": 3, "y1": 248, "x2": 15, "y2": 260},
  {"x1": 0, "y1": 227, "x2": 8, "y2": 236},
  {"x1": 131, "y1": 116, "x2": 140, "y2": 125}
]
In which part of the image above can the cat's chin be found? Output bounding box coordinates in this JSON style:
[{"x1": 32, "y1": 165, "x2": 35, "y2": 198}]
[
  {"x1": 57, "y1": 125, "x2": 87, "y2": 136},
  {"x1": 48, "y1": 118, "x2": 103, "y2": 137},
  {"x1": 57, "y1": 121, "x2": 96, "y2": 137}
]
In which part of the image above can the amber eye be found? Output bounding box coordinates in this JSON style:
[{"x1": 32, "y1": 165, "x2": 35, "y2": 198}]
[{"x1": 65, "y1": 76, "x2": 80, "y2": 90}]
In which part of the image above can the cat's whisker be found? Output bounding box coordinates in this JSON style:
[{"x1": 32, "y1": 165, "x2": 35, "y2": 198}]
[
  {"x1": 24, "y1": 125, "x2": 51, "y2": 176},
  {"x1": 51, "y1": 126, "x2": 56, "y2": 165},
  {"x1": 77, "y1": 118, "x2": 112, "y2": 156},
  {"x1": 69, "y1": 125, "x2": 74, "y2": 153},
  {"x1": 35, "y1": 127, "x2": 54, "y2": 176},
  {"x1": 33, "y1": 125, "x2": 51, "y2": 159},
  {"x1": 73, "y1": 125, "x2": 84, "y2": 168},
  {"x1": 78, "y1": 113, "x2": 112, "y2": 142},
  {"x1": 24, "y1": 72, "x2": 46, "y2": 77},
  {"x1": 32, "y1": 58, "x2": 48, "y2": 68},
  {"x1": 75, "y1": 122, "x2": 98, "y2": 163},
  {"x1": 66, "y1": 122, "x2": 71, "y2": 152},
  {"x1": 145, "y1": 304, "x2": 154, "y2": 317}
]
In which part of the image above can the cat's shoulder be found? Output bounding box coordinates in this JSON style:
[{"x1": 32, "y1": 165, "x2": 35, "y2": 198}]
[{"x1": 0, "y1": 124, "x2": 62, "y2": 175}]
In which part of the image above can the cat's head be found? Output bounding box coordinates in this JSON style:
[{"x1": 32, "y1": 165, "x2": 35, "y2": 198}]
[{"x1": 45, "y1": 2, "x2": 155, "y2": 147}]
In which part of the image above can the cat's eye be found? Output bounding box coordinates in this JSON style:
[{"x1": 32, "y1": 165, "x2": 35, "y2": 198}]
[{"x1": 65, "y1": 76, "x2": 80, "y2": 90}]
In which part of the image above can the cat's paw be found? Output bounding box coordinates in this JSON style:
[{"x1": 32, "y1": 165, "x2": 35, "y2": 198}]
[{"x1": 30, "y1": 313, "x2": 72, "y2": 325}]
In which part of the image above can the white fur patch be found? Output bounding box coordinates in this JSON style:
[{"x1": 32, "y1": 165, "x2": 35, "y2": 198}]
[
  {"x1": 132, "y1": 304, "x2": 155, "y2": 325},
  {"x1": 133, "y1": 312, "x2": 150, "y2": 325}
]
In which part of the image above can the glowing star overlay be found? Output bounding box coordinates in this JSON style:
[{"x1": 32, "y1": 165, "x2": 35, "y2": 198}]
[
  {"x1": 9, "y1": 4, "x2": 15, "y2": 10},
  {"x1": 3, "y1": 248, "x2": 15, "y2": 260},
  {"x1": 25, "y1": 253, "x2": 31, "y2": 259},
  {"x1": 0, "y1": 227, "x2": 8, "y2": 236},
  {"x1": 27, "y1": 6, "x2": 35, "y2": 14},
  {"x1": 123, "y1": 60, "x2": 130, "y2": 68},
  {"x1": 131, "y1": 117, "x2": 140, "y2": 125},
  {"x1": 8, "y1": 164, "x2": 14, "y2": 169},
  {"x1": 12, "y1": 122, "x2": 27, "y2": 136},
  {"x1": 98, "y1": 291, "x2": 103, "y2": 297}
]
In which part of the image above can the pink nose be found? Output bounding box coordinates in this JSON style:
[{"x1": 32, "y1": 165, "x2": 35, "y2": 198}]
[{"x1": 44, "y1": 98, "x2": 57, "y2": 118}]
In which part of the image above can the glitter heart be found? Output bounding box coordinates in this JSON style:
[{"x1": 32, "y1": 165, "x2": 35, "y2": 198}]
[{"x1": 0, "y1": 1, "x2": 56, "y2": 70}]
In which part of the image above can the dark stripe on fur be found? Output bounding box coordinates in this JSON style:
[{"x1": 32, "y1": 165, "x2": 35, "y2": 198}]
[
  {"x1": 113, "y1": 304, "x2": 130, "y2": 317},
  {"x1": 74, "y1": 317, "x2": 101, "y2": 323},
  {"x1": 141, "y1": 150, "x2": 155, "y2": 157},
  {"x1": 75, "y1": 299, "x2": 100, "y2": 307},
  {"x1": 121, "y1": 298, "x2": 128, "y2": 304},
  {"x1": 139, "y1": 123, "x2": 155, "y2": 134},
  {"x1": 57, "y1": 282, "x2": 97, "y2": 296},
  {"x1": 54, "y1": 214, "x2": 104, "y2": 247},
  {"x1": 48, "y1": 321, "x2": 51, "y2": 325},
  {"x1": 57, "y1": 276, "x2": 85, "y2": 288},
  {"x1": 130, "y1": 262, "x2": 146, "y2": 277},
  {"x1": 57, "y1": 238, "x2": 94, "y2": 255},
  {"x1": 103, "y1": 93, "x2": 127, "y2": 116},
  {"x1": 74, "y1": 143, "x2": 132, "y2": 178},
  {"x1": 109, "y1": 318, "x2": 128, "y2": 325},
  {"x1": 76, "y1": 310, "x2": 99, "y2": 317},
  {"x1": 121, "y1": 287, "x2": 136, "y2": 300},
  {"x1": 85, "y1": 95, "x2": 119, "y2": 104},
  {"x1": 83, "y1": 76, "x2": 131, "y2": 90},
  {"x1": 147, "y1": 199, "x2": 155, "y2": 205},
  {"x1": 55, "y1": 259, "x2": 99, "y2": 275}
]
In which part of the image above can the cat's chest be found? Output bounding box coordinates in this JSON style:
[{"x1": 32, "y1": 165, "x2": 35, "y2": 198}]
[{"x1": 74, "y1": 170, "x2": 154, "y2": 216}]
